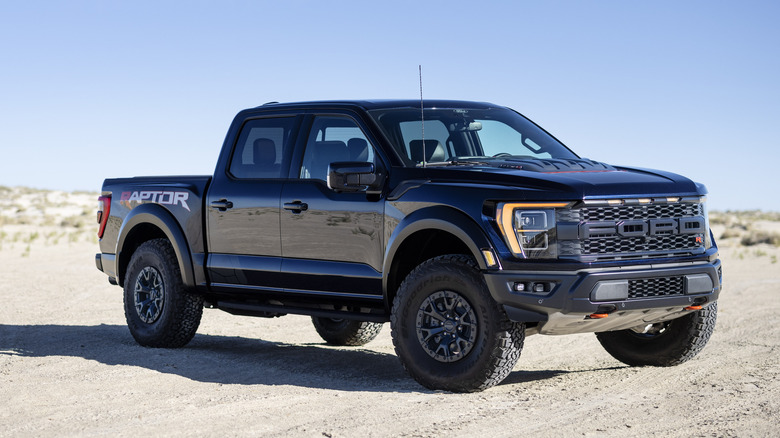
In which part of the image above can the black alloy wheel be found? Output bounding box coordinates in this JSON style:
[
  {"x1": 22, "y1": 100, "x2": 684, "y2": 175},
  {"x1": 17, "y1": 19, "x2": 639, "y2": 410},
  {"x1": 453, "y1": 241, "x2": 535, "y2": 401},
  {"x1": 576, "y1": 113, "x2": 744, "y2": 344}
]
[
  {"x1": 415, "y1": 290, "x2": 478, "y2": 363},
  {"x1": 133, "y1": 266, "x2": 165, "y2": 324}
]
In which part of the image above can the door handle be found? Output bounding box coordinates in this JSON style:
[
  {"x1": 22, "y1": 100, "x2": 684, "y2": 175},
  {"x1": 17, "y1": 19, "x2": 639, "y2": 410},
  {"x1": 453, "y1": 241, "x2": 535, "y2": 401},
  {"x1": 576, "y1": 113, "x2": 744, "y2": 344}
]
[
  {"x1": 283, "y1": 201, "x2": 308, "y2": 213},
  {"x1": 210, "y1": 199, "x2": 234, "y2": 211}
]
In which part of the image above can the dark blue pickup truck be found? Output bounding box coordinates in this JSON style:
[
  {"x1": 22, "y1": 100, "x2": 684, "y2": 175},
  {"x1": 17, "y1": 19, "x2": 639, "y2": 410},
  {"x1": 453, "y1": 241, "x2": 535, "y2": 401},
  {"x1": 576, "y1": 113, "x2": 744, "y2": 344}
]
[{"x1": 96, "y1": 100, "x2": 722, "y2": 392}]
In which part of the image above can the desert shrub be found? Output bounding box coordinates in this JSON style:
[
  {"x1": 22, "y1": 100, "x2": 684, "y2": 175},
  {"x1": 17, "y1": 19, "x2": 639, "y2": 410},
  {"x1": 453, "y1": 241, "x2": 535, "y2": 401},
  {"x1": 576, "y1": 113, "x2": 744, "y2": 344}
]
[
  {"x1": 720, "y1": 228, "x2": 742, "y2": 239},
  {"x1": 712, "y1": 210, "x2": 780, "y2": 227},
  {"x1": 68, "y1": 232, "x2": 81, "y2": 243},
  {"x1": 709, "y1": 212, "x2": 728, "y2": 225},
  {"x1": 731, "y1": 210, "x2": 780, "y2": 222},
  {"x1": 44, "y1": 231, "x2": 66, "y2": 245},
  {"x1": 741, "y1": 230, "x2": 780, "y2": 247},
  {"x1": 73, "y1": 190, "x2": 98, "y2": 196},
  {"x1": 753, "y1": 211, "x2": 780, "y2": 222},
  {"x1": 60, "y1": 216, "x2": 87, "y2": 229}
]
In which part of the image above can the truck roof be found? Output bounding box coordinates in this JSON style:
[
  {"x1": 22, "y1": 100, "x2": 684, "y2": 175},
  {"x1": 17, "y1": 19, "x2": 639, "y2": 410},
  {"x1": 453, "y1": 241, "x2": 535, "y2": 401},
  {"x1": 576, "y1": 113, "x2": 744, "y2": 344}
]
[{"x1": 255, "y1": 99, "x2": 501, "y2": 111}]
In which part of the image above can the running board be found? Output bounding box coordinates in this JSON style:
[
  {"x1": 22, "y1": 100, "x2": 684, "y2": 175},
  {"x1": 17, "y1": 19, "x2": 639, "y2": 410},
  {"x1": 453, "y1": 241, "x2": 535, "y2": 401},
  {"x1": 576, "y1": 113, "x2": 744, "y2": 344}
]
[{"x1": 215, "y1": 301, "x2": 390, "y2": 323}]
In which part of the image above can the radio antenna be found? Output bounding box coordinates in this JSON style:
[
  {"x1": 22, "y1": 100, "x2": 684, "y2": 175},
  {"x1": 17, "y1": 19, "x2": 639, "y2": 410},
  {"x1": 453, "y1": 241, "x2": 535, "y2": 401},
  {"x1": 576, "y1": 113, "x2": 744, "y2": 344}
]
[{"x1": 419, "y1": 65, "x2": 426, "y2": 168}]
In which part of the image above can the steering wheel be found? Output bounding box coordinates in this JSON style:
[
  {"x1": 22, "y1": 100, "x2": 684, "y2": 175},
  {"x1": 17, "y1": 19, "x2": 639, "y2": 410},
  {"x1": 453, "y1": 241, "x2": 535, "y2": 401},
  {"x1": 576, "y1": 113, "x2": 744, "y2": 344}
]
[{"x1": 492, "y1": 153, "x2": 513, "y2": 158}]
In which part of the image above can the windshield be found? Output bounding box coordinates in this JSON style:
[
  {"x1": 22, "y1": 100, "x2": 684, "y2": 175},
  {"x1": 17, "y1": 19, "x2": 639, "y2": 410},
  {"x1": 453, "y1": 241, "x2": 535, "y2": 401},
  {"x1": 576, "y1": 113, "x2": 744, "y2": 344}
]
[{"x1": 368, "y1": 107, "x2": 578, "y2": 167}]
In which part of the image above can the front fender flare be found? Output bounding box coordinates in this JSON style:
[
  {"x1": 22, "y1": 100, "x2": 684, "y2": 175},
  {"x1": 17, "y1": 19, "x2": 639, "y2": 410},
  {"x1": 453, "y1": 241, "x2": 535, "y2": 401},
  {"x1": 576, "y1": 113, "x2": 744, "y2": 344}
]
[{"x1": 382, "y1": 206, "x2": 495, "y2": 293}]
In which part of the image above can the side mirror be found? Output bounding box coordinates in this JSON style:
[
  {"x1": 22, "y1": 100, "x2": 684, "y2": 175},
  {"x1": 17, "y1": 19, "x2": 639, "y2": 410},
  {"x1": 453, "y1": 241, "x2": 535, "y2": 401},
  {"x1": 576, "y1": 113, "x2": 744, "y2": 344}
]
[{"x1": 327, "y1": 161, "x2": 386, "y2": 194}]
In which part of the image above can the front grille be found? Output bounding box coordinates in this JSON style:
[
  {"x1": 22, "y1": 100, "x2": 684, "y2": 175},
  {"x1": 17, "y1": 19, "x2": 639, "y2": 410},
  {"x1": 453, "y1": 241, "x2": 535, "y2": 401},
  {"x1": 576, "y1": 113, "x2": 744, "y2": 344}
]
[
  {"x1": 580, "y1": 204, "x2": 702, "y2": 221},
  {"x1": 628, "y1": 276, "x2": 684, "y2": 299},
  {"x1": 582, "y1": 235, "x2": 702, "y2": 255},
  {"x1": 557, "y1": 200, "x2": 706, "y2": 260},
  {"x1": 557, "y1": 204, "x2": 704, "y2": 222}
]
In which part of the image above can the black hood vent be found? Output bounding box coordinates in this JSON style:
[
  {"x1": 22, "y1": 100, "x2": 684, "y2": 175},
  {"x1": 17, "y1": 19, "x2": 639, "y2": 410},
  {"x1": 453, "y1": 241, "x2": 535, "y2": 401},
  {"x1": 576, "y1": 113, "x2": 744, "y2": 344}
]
[{"x1": 495, "y1": 158, "x2": 615, "y2": 173}]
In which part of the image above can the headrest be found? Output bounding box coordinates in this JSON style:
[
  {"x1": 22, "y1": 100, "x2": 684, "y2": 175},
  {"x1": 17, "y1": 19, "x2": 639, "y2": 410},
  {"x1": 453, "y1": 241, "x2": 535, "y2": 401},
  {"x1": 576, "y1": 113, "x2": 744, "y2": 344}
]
[
  {"x1": 313, "y1": 141, "x2": 349, "y2": 162},
  {"x1": 253, "y1": 138, "x2": 276, "y2": 164},
  {"x1": 409, "y1": 139, "x2": 445, "y2": 163},
  {"x1": 347, "y1": 138, "x2": 369, "y2": 162}
]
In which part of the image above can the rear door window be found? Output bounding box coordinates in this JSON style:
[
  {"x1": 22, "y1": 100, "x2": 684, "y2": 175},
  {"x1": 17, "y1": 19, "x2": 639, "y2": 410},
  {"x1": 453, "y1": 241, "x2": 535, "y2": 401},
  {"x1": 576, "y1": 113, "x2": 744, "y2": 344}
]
[{"x1": 229, "y1": 117, "x2": 296, "y2": 179}]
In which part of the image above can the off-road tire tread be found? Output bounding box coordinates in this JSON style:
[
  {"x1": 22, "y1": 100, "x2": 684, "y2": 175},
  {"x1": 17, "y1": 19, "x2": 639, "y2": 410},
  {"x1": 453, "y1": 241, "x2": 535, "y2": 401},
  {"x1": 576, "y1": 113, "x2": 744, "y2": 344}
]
[
  {"x1": 123, "y1": 238, "x2": 203, "y2": 348},
  {"x1": 311, "y1": 317, "x2": 383, "y2": 346},
  {"x1": 391, "y1": 254, "x2": 524, "y2": 392},
  {"x1": 596, "y1": 302, "x2": 717, "y2": 367}
]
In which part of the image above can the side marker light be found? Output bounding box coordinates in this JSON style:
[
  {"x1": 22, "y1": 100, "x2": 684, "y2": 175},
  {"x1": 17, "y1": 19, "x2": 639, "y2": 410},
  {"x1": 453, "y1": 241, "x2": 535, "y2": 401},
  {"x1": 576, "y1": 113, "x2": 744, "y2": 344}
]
[{"x1": 481, "y1": 249, "x2": 498, "y2": 267}]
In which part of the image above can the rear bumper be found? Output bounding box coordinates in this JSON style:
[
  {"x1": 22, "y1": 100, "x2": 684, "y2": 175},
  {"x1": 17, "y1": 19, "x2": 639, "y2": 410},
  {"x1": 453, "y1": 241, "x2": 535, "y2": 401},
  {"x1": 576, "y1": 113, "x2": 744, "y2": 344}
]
[
  {"x1": 483, "y1": 259, "x2": 722, "y2": 335},
  {"x1": 95, "y1": 253, "x2": 118, "y2": 285}
]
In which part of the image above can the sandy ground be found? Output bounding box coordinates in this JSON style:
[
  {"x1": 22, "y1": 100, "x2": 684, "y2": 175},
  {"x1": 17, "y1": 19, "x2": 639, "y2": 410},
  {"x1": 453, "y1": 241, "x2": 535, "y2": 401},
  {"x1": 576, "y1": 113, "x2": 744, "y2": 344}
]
[{"x1": 1, "y1": 222, "x2": 779, "y2": 437}]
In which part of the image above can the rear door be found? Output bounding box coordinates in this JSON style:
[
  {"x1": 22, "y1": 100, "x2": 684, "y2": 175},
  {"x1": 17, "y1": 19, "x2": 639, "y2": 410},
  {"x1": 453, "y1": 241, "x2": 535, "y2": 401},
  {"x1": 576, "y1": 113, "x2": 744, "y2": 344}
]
[
  {"x1": 206, "y1": 115, "x2": 300, "y2": 293},
  {"x1": 279, "y1": 114, "x2": 386, "y2": 299}
]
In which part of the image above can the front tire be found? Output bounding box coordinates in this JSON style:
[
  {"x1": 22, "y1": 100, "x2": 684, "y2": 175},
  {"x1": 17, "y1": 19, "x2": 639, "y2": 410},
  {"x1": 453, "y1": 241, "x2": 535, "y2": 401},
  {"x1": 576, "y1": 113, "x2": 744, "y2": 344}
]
[
  {"x1": 123, "y1": 239, "x2": 203, "y2": 348},
  {"x1": 391, "y1": 255, "x2": 524, "y2": 392},
  {"x1": 596, "y1": 302, "x2": 717, "y2": 366},
  {"x1": 311, "y1": 317, "x2": 383, "y2": 346}
]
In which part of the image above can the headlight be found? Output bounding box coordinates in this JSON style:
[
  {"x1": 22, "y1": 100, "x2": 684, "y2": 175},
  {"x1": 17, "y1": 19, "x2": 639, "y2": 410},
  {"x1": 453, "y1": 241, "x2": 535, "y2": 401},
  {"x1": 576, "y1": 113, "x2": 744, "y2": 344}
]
[
  {"x1": 496, "y1": 202, "x2": 569, "y2": 259},
  {"x1": 701, "y1": 197, "x2": 712, "y2": 249}
]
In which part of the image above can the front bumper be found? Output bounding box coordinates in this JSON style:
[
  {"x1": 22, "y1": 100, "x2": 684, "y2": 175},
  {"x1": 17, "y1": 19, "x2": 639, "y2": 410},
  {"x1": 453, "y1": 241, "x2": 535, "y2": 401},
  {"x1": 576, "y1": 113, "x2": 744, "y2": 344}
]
[{"x1": 483, "y1": 259, "x2": 722, "y2": 335}]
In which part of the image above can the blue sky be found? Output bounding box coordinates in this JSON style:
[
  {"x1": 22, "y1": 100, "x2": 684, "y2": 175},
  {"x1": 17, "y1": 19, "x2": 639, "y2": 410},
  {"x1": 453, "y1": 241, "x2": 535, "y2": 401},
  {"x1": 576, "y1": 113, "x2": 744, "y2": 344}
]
[{"x1": 1, "y1": 1, "x2": 778, "y2": 211}]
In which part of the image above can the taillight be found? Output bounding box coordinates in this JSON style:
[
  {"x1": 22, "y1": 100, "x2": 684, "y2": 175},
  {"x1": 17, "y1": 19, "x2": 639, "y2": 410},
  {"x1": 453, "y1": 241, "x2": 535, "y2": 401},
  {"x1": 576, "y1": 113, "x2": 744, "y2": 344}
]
[{"x1": 97, "y1": 195, "x2": 111, "y2": 239}]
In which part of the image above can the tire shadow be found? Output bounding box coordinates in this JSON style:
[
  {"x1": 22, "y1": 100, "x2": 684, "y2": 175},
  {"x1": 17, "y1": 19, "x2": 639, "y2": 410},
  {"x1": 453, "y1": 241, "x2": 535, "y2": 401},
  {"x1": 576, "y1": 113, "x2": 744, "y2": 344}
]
[
  {"x1": 498, "y1": 365, "x2": 627, "y2": 387},
  {"x1": 0, "y1": 323, "x2": 416, "y2": 392},
  {"x1": 1, "y1": 323, "x2": 589, "y2": 392}
]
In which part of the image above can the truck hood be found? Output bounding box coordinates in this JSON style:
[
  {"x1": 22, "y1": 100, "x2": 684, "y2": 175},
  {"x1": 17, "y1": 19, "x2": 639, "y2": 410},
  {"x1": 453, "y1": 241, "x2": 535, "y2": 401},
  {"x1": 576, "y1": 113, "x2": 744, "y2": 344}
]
[{"x1": 420, "y1": 158, "x2": 705, "y2": 199}]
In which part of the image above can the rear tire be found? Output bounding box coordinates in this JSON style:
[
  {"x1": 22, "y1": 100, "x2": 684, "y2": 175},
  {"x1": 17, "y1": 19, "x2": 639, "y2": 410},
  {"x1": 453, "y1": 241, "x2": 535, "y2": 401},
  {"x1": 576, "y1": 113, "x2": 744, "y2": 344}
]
[
  {"x1": 391, "y1": 255, "x2": 524, "y2": 392},
  {"x1": 596, "y1": 302, "x2": 717, "y2": 366},
  {"x1": 123, "y1": 239, "x2": 203, "y2": 348},
  {"x1": 311, "y1": 317, "x2": 383, "y2": 346}
]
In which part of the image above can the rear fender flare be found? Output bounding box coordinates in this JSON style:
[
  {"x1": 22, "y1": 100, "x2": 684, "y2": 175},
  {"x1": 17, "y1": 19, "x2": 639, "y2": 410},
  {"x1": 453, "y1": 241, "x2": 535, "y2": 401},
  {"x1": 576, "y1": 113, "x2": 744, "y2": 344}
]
[{"x1": 116, "y1": 203, "x2": 195, "y2": 288}]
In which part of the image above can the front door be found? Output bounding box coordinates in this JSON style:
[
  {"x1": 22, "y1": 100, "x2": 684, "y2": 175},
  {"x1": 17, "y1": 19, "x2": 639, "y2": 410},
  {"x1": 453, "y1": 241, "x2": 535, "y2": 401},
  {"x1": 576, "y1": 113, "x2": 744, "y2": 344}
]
[{"x1": 279, "y1": 115, "x2": 385, "y2": 299}]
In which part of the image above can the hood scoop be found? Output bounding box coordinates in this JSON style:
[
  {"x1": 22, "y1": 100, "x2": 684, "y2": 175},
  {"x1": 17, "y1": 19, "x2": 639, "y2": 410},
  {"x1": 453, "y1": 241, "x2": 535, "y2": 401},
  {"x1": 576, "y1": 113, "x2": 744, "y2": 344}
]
[{"x1": 495, "y1": 158, "x2": 615, "y2": 173}]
